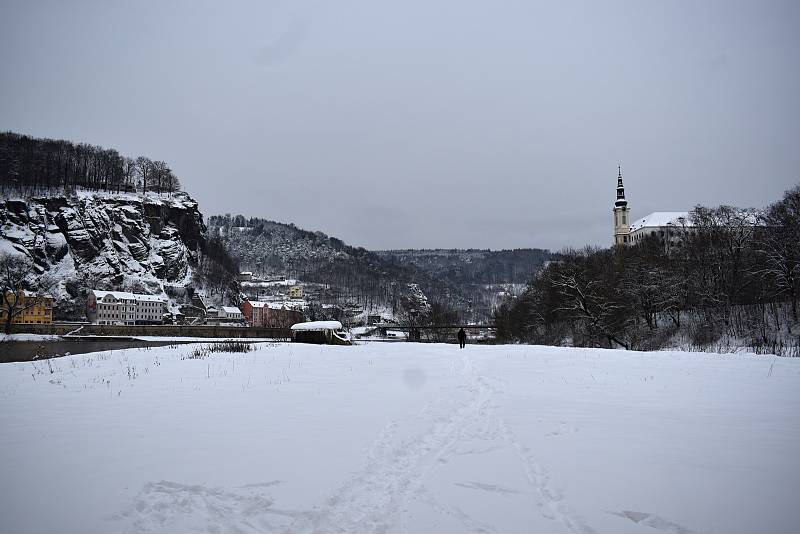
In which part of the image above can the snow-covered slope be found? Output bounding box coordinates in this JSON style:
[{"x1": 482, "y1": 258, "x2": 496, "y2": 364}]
[
  {"x1": 208, "y1": 214, "x2": 549, "y2": 321},
  {"x1": 207, "y1": 214, "x2": 456, "y2": 315},
  {"x1": 0, "y1": 191, "x2": 204, "y2": 315},
  {"x1": 207, "y1": 214, "x2": 391, "y2": 278},
  {"x1": 0, "y1": 343, "x2": 797, "y2": 533}
]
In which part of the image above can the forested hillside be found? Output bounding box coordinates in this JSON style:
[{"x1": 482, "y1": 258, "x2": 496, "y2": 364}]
[
  {"x1": 207, "y1": 214, "x2": 445, "y2": 314},
  {"x1": 0, "y1": 131, "x2": 180, "y2": 196},
  {"x1": 208, "y1": 215, "x2": 549, "y2": 321},
  {"x1": 376, "y1": 249, "x2": 549, "y2": 285},
  {"x1": 495, "y1": 187, "x2": 800, "y2": 355}
]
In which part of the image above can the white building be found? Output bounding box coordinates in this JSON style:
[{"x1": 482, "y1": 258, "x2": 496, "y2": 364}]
[
  {"x1": 87, "y1": 290, "x2": 167, "y2": 325},
  {"x1": 205, "y1": 305, "x2": 245, "y2": 326},
  {"x1": 628, "y1": 211, "x2": 695, "y2": 246},
  {"x1": 612, "y1": 168, "x2": 696, "y2": 248},
  {"x1": 219, "y1": 306, "x2": 244, "y2": 321},
  {"x1": 135, "y1": 294, "x2": 167, "y2": 324}
]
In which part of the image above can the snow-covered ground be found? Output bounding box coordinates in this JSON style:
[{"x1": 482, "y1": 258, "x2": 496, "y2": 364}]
[
  {"x1": 0, "y1": 343, "x2": 798, "y2": 534},
  {"x1": 0, "y1": 333, "x2": 63, "y2": 342}
]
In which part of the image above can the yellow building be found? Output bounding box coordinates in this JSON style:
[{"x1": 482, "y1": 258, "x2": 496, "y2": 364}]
[
  {"x1": 289, "y1": 285, "x2": 304, "y2": 299},
  {"x1": 0, "y1": 290, "x2": 54, "y2": 324}
]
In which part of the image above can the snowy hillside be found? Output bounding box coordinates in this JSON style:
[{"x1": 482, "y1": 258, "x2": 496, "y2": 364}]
[
  {"x1": 208, "y1": 214, "x2": 457, "y2": 314},
  {"x1": 0, "y1": 191, "x2": 205, "y2": 316},
  {"x1": 208, "y1": 214, "x2": 385, "y2": 279},
  {"x1": 209, "y1": 214, "x2": 549, "y2": 321},
  {"x1": 1, "y1": 343, "x2": 797, "y2": 533}
]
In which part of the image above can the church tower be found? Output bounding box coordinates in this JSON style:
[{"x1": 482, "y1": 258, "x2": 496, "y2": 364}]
[{"x1": 613, "y1": 166, "x2": 631, "y2": 246}]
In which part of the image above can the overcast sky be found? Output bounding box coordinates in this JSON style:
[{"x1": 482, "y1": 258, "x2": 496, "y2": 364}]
[{"x1": 1, "y1": 1, "x2": 798, "y2": 251}]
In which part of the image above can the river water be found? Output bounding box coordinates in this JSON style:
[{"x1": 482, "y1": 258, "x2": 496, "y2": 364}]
[{"x1": 0, "y1": 340, "x2": 193, "y2": 363}]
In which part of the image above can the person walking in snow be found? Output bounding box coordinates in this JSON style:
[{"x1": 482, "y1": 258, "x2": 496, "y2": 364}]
[{"x1": 457, "y1": 327, "x2": 466, "y2": 349}]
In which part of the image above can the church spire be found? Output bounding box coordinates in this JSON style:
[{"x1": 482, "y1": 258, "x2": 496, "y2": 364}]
[
  {"x1": 612, "y1": 165, "x2": 631, "y2": 246},
  {"x1": 615, "y1": 165, "x2": 627, "y2": 207}
]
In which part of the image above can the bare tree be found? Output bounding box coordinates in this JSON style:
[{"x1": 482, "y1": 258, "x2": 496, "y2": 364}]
[
  {"x1": 0, "y1": 132, "x2": 186, "y2": 196},
  {"x1": 123, "y1": 157, "x2": 137, "y2": 193},
  {"x1": 135, "y1": 156, "x2": 153, "y2": 194},
  {"x1": 0, "y1": 253, "x2": 52, "y2": 333},
  {"x1": 551, "y1": 269, "x2": 631, "y2": 349},
  {"x1": 757, "y1": 185, "x2": 800, "y2": 320},
  {"x1": 151, "y1": 160, "x2": 169, "y2": 195},
  {"x1": 164, "y1": 168, "x2": 181, "y2": 196}
]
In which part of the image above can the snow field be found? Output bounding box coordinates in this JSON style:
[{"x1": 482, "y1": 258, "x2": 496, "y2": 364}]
[{"x1": 0, "y1": 342, "x2": 798, "y2": 533}]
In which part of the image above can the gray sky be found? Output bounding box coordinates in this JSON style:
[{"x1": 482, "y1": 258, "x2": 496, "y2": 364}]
[{"x1": 1, "y1": 1, "x2": 798, "y2": 251}]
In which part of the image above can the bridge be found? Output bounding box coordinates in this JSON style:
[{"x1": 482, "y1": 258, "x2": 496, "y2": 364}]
[
  {"x1": 369, "y1": 323, "x2": 496, "y2": 342},
  {"x1": 373, "y1": 324, "x2": 495, "y2": 330}
]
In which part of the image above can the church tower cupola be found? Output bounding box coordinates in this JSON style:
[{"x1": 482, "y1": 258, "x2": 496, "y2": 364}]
[
  {"x1": 613, "y1": 166, "x2": 631, "y2": 246},
  {"x1": 615, "y1": 165, "x2": 628, "y2": 207}
]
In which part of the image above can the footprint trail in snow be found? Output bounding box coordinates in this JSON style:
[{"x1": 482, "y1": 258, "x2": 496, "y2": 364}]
[{"x1": 284, "y1": 352, "x2": 594, "y2": 534}]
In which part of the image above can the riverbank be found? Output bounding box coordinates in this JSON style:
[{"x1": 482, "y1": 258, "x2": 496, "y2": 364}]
[
  {"x1": 2, "y1": 323, "x2": 291, "y2": 339},
  {"x1": 0, "y1": 337, "x2": 280, "y2": 363},
  {"x1": 0, "y1": 339, "x2": 191, "y2": 362}
]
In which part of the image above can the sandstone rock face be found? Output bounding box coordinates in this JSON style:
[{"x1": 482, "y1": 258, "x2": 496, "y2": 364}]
[{"x1": 0, "y1": 191, "x2": 205, "y2": 316}]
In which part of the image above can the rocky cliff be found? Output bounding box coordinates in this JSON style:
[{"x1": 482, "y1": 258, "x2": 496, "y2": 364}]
[{"x1": 0, "y1": 191, "x2": 205, "y2": 317}]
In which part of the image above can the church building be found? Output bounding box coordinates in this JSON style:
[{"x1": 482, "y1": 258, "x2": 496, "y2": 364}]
[{"x1": 612, "y1": 167, "x2": 693, "y2": 247}]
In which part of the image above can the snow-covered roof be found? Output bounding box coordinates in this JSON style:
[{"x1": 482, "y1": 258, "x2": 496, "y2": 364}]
[
  {"x1": 629, "y1": 212, "x2": 692, "y2": 232},
  {"x1": 93, "y1": 290, "x2": 136, "y2": 301},
  {"x1": 248, "y1": 301, "x2": 288, "y2": 309},
  {"x1": 241, "y1": 279, "x2": 298, "y2": 288},
  {"x1": 136, "y1": 294, "x2": 166, "y2": 302},
  {"x1": 92, "y1": 290, "x2": 165, "y2": 302},
  {"x1": 18, "y1": 290, "x2": 54, "y2": 299},
  {"x1": 291, "y1": 321, "x2": 343, "y2": 331},
  {"x1": 247, "y1": 300, "x2": 305, "y2": 311},
  {"x1": 221, "y1": 306, "x2": 241, "y2": 314}
]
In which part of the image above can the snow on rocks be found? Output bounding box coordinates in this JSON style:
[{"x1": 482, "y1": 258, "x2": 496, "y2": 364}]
[
  {"x1": 0, "y1": 343, "x2": 798, "y2": 533},
  {"x1": 0, "y1": 191, "x2": 204, "y2": 310}
]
